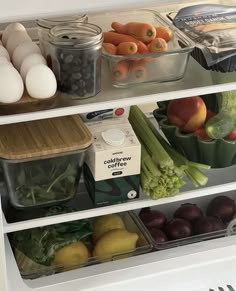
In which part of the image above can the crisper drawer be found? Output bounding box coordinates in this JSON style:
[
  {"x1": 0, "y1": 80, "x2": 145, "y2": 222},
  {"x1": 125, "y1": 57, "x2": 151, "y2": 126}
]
[
  {"x1": 4, "y1": 233, "x2": 236, "y2": 291},
  {"x1": 132, "y1": 190, "x2": 236, "y2": 250},
  {"x1": 9, "y1": 210, "x2": 152, "y2": 280}
]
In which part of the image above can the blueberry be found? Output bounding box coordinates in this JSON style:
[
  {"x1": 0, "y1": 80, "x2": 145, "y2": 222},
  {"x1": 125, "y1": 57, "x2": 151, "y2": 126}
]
[
  {"x1": 72, "y1": 72, "x2": 82, "y2": 80},
  {"x1": 64, "y1": 54, "x2": 74, "y2": 64},
  {"x1": 78, "y1": 79, "x2": 86, "y2": 89}
]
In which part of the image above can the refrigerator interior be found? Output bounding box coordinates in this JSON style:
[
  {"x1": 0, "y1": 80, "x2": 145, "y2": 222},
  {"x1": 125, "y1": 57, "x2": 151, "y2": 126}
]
[{"x1": 1, "y1": 0, "x2": 236, "y2": 290}]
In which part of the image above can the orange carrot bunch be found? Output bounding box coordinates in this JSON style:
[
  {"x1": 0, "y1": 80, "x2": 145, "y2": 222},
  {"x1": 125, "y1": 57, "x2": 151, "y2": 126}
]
[{"x1": 104, "y1": 21, "x2": 173, "y2": 83}]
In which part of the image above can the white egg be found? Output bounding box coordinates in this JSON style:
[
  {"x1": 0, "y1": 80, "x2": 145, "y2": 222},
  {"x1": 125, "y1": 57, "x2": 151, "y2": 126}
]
[
  {"x1": 2, "y1": 22, "x2": 26, "y2": 46},
  {"x1": 6, "y1": 31, "x2": 31, "y2": 57},
  {"x1": 0, "y1": 63, "x2": 24, "y2": 103},
  {"x1": 26, "y1": 64, "x2": 57, "y2": 99},
  {"x1": 0, "y1": 57, "x2": 11, "y2": 64},
  {"x1": 0, "y1": 46, "x2": 10, "y2": 61},
  {"x1": 12, "y1": 41, "x2": 41, "y2": 71},
  {"x1": 20, "y1": 53, "x2": 46, "y2": 81}
]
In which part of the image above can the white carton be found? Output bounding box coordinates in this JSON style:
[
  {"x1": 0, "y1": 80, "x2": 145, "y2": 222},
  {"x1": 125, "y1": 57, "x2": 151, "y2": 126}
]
[{"x1": 85, "y1": 118, "x2": 141, "y2": 181}]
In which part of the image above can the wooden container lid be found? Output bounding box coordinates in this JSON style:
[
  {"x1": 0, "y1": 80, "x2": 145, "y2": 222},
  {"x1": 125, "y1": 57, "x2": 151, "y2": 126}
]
[{"x1": 0, "y1": 115, "x2": 92, "y2": 160}]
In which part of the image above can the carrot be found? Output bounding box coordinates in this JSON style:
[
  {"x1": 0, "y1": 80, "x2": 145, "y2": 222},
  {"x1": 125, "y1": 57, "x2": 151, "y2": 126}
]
[
  {"x1": 148, "y1": 37, "x2": 168, "y2": 53},
  {"x1": 129, "y1": 60, "x2": 147, "y2": 81},
  {"x1": 103, "y1": 43, "x2": 117, "y2": 55},
  {"x1": 156, "y1": 26, "x2": 173, "y2": 42},
  {"x1": 117, "y1": 42, "x2": 138, "y2": 55},
  {"x1": 112, "y1": 60, "x2": 129, "y2": 80},
  {"x1": 136, "y1": 41, "x2": 149, "y2": 54},
  {"x1": 103, "y1": 31, "x2": 148, "y2": 54},
  {"x1": 111, "y1": 22, "x2": 156, "y2": 44}
]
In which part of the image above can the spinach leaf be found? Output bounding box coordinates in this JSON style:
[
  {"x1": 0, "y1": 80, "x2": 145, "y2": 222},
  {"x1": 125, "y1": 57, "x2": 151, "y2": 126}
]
[{"x1": 15, "y1": 156, "x2": 80, "y2": 206}]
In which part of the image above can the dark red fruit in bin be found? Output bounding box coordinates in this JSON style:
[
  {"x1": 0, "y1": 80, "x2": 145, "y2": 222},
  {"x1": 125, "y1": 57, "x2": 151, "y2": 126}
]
[
  {"x1": 174, "y1": 203, "x2": 203, "y2": 223},
  {"x1": 194, "y1": 216, "x2": 225, "y2": 235},
  {"x1": 139, "y1": 207, "x2": 151, "y2": 216},
  {"x1": 164, "y1": 218, "x2": 192, "y2": 240},
  {"x1": 205, "y1": 110, "x2": 216, "y2": 122},
  {"x1": 206, "y1": 196, "x2": 236, "y2": 223},
  {"x1": 139, "y1": 209, "x2": 167, "y2": 229},
  {"x1": 225, "y1": 128, "x2": 236, "y2": 141},
  {"x1": 148, "y1": 228, "x2": 168, "y2": 243}
]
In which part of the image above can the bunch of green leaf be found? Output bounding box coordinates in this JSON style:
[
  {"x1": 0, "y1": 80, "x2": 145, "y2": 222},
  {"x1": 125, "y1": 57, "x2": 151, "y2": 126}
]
[
  {"x1": 11, "y1": 206, "x2": 92, "y2": 266},
  {"x1": 16, "y1": 156, "x2": 79, "y2": 206}
]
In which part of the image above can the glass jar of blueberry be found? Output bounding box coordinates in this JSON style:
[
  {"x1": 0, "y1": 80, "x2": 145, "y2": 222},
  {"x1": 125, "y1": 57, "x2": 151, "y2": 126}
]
[
  {"x1": 36, "y1": 14, "x2": 88, "y2": 57},
  {"x1": 48, "y1": 22, "x2": 103, "y2": 99}
]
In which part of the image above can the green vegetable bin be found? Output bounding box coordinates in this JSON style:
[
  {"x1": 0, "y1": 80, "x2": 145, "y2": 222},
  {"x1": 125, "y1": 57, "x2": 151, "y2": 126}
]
[
  {"x1": 153, "y1": 97, "x2": 236, "y2": 169},
  {"x1": 0, "y1": 115, "x2": 93, "y2": 209}
]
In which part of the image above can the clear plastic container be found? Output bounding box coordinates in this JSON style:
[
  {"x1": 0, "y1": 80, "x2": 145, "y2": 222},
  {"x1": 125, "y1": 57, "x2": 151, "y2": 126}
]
[
  {"x1": 131, "y1": 200, "x2": 236, "y2": 250},
  {"x1": 12, "y1": 211, "x2": 153, "y2": 279},
  {"x1": 47, "y1": 22, "x2": 103, "y2": 99},
  {"x1": 36, "y1": 14, "x2": 88, "y2": 57},
  {"x1": 89, "y1": 9, "x2": 194, "y2": 88},
  {"x1": 2, "y1": 150, "x2": 87, "y2": 209}
]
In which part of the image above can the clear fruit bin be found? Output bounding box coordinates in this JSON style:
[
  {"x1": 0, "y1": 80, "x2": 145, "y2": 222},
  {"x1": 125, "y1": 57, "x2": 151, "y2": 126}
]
[
  {"x1": 89, "y1": 9, "x2": 194, "y2": 88},
  {"x1": 131, "y1": 192, "x2": 236, "y2": 250},
  {"x1": 10, "y1": 211, "x2": 152, "y2": 280}
]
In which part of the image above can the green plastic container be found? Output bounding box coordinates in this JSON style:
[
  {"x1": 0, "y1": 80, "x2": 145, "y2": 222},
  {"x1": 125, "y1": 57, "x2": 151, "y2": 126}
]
[{"x1": 153, "y1": 97, "x2": 236, "y2": 168}]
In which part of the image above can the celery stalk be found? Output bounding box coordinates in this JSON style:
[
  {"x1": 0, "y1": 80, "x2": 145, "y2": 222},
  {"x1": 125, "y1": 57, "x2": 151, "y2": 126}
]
[
  {"x1": 129, "y1": 106, "x2": 186, "y2": 200},
  {"x1": 129, "y1": 105, "x2": 210, "y2": 193}
]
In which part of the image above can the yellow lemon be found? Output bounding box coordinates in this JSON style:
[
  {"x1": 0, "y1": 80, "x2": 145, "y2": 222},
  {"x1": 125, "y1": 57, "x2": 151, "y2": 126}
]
[
  {"x1": 93, "y1": 214, "x2": 126, "y2": 242},
  {"x1": 53, "y1": 241, "x2": 89, "y2": 270},
  {"x1": 93, "y1": 229, "x2": 139, "y2": 261}
]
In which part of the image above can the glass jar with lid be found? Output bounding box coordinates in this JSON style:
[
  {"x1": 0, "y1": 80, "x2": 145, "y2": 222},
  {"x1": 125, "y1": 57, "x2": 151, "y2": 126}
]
[
  {"x1": 48, "y1": 22, "x2": 103, "y2": 99},
  {"x1": 36, "y1": 14, "x2": 88, "y2": 57}
]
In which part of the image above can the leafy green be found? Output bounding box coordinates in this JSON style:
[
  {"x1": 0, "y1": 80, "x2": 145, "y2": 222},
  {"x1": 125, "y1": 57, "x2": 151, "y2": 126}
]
[
  {"x1": 11, "y1": 206, "x2": 92, "y2": 266},
  {"x1": 15, "y1": 156, "x2": 79, "y2": 206}
]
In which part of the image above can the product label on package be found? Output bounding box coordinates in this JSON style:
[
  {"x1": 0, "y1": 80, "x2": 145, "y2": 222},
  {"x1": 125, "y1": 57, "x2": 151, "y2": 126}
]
[
  {"x1": 80, "y1": 107, "x2": 130, "y2": 122},
  {"x1": 174, "y1": 4, "x2": 236, "y2": 65},
  {"x1": 85, "y1": 118, "x2": 141, "y2": 181}
]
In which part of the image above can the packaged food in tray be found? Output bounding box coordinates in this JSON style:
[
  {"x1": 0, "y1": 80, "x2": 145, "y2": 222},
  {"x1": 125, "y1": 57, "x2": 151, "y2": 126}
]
[
  {"x1": 173, "y1": 4, "x2": 236, "y2": 72},
  {"x1": 89, "y1": 9, "x2": 194, "y2": 88},
  {"x1": 131, "y1": 193, "x2": 236, "y2": 250},
  {"x1": 0, "y1": 115, "x2": 93, "y2": 209},
  {"x1": 10, "y1": 208, "x2": 152, "y2": 279}
]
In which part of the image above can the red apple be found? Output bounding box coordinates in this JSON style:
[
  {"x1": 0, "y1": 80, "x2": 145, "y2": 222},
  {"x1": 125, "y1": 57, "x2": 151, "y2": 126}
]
[
  {"x1": 167, "y1": 96, "x2": 207, "y2": 133},
  {"x1": 205, "y1": 110, "x2": 216, "y2": 123},
  {"x1": 224, "y1": 128, "x2": 236, "y2": 141},
  {"x1": 194, "y1": 128, "x2": 211, "y2": 140}
]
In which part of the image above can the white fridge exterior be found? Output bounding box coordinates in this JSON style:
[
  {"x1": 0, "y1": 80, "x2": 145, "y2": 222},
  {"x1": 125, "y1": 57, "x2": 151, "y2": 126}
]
[{"x1": 1, "y1": 0, "x2": 236, "y2": 290}]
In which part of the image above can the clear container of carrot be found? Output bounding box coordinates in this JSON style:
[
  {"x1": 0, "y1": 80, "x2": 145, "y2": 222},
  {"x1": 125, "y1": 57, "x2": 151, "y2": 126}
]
[{"x1": 89, "y1": 9, "x2": 195, "y2": 88}]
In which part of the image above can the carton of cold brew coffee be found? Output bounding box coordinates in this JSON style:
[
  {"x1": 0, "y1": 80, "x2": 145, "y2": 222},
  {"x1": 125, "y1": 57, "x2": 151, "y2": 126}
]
[{"x1": 84, "y1": 118, "x2": 141, "y2": 206}]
